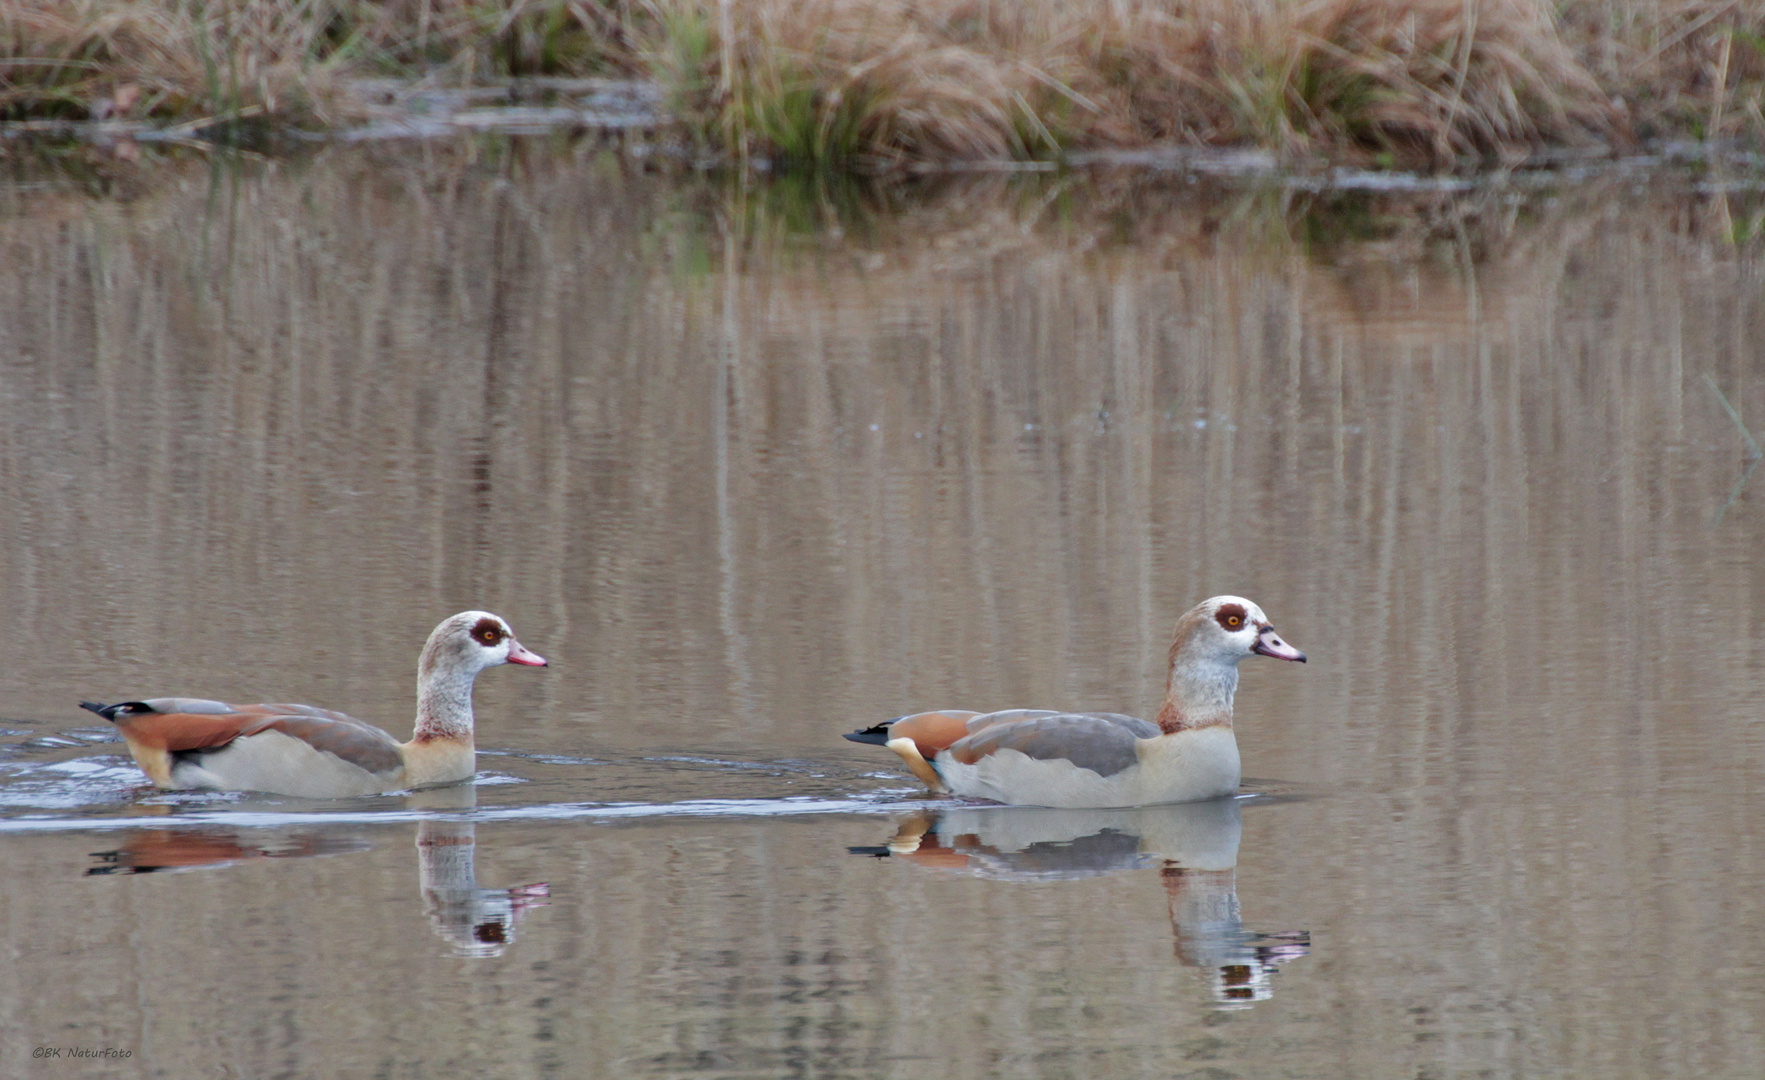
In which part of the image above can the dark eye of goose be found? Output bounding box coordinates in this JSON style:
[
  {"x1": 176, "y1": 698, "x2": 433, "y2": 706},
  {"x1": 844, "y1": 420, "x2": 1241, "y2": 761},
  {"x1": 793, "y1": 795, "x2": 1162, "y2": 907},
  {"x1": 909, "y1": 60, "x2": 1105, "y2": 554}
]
[
  {"x1": 1214, "y1": 603, "x2": 1248, "y2": 631},
  {"x1": 470, "y1": 617, "x2": 505, "y2": 646}
]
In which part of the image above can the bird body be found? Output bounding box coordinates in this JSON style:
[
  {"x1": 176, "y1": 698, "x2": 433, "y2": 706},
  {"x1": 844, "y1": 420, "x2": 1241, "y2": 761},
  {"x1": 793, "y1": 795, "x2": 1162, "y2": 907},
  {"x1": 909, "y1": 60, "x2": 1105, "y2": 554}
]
[
  {"x1": 846, "y1": 596, "x2": 1303, "y2": 808},
  {"x1": 83, "y1": 611, "x2": 546, "y2": 798}
]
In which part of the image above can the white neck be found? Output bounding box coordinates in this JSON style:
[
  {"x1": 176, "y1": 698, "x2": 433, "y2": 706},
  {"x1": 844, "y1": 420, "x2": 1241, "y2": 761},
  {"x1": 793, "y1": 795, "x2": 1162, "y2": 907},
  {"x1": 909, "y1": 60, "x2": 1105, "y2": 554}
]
[
  {"x1": 414, "y1": 664, "x2": 480, "y2": 743},
  {"x1": 1155, "y1": 653, "x2": 1240, "y2": 733}
]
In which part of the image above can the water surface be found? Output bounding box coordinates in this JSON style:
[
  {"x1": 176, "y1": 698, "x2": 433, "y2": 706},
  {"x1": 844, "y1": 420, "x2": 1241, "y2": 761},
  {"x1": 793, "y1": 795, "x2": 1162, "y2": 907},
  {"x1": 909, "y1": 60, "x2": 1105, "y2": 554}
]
[{"x1": 2, "y1": 146, "x2": 1763, "y2": 1078}]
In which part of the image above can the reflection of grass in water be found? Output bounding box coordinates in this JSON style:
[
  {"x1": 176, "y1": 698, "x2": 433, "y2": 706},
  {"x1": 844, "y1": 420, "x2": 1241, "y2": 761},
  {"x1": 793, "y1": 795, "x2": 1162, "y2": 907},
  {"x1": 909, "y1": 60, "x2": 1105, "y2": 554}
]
[
  {"x1": 638, "y1": 172, "x2": 932, "y2": 281},
  {"x1": 689, "y1": 170, "x2": 948, "y2": 253},
  {"x1": 1705, "y1": 374, "x2": 1761, "y2": 526},
  {"x1": 1707, "y1": 374, "x2": 1764, "y2": 460},
  {"x1": 1714, "y1": 457, "x2": 1761, "y2": 526},
  {"x1": 1203, "y1": 183, "x2": 1501, "y2": 256},
  {"x1": 1295, "y1": 192, "x2": 1392, "y2": 248},
  {"x1": 741, "y1": 172, "x2": 1403, "y2": 251},
  {"x1": 639, "y1": 169, "x2": 1100, "y2": 286},
  {"x1": 730, "y1": 171, "x2": 886, "y2": 239},
  {"x1": 640, "y1": 164, "x2": 1743, "y2": 279}
]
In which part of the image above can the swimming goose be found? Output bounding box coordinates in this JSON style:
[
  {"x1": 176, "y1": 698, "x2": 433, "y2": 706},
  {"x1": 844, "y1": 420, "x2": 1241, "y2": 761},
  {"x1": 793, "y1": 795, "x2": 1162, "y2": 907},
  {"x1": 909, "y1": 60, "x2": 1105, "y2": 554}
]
[
  {"x1": 81, "y1": 611, "x2": 546, "y2": 798},
  {"x1": 844, "y1": 595, "x2": 1303, "y2": 808}
]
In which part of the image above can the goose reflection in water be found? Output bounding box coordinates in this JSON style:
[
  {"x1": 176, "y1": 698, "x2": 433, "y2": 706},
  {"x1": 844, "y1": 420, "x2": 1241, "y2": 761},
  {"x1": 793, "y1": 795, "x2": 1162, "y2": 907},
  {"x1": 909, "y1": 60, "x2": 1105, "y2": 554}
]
[
  {"x1": 87, "y1": 829, "x2": 369, "y2": 874},
  {"x1": 853, "y1": 798, "x2": 1309, "y2": 1008},
  {"x1": 409, "y1": 785, "x2": 550, "y2": 957},
  {"x1": 85, "y1": 786, "x2": 548, "y2": 958}
]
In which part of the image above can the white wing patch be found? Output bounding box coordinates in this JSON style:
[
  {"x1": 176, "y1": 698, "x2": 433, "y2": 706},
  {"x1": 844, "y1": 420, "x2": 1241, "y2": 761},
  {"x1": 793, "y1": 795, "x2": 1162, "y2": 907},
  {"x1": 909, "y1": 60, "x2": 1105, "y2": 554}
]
[
  {"x1": 169, "y1": 730, "x2": 402, "y2": 798},
  {"x1": 936, "y1": 726, "x2": 1241, "y2": 808}
]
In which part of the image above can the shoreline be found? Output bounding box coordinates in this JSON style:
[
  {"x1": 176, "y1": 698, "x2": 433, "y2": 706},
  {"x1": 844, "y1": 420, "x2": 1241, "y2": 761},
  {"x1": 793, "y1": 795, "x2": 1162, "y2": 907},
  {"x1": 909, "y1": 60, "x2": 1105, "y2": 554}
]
[
  {"x1": 4, "y1": 1, "x2": 1763, "y2": 172},
  {"x1": 5, "y1": 88, "x2": 1761, "y2": 189}
]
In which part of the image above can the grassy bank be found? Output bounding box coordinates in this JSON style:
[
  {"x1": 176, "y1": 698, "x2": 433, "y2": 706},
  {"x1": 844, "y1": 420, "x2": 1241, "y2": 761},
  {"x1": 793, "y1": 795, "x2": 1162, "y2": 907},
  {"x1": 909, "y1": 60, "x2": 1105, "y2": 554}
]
[{"x1": 4, "y1": 1, "x2": 1763, "y2": 169}]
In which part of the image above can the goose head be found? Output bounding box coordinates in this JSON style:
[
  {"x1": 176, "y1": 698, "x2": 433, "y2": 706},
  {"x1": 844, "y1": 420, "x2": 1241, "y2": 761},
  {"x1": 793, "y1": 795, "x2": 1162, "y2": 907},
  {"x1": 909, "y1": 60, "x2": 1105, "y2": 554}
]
[
  {"x1": 419, "y1": 611, "x2": 548, "y2": 681},
  {"x1": 413, "y1": 612, "x2": 546, "y2": 741},
  {"x1": 1157, "y1": 596, "x2": 1303, "y2": 733},
  {"x1": 1182, "y1": 596, "x2": 1305, "y2": 667}
]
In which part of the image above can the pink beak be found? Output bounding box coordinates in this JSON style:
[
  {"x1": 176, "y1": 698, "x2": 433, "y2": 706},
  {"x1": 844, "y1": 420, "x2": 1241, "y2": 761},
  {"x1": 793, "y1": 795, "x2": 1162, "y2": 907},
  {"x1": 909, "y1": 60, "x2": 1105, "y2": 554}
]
[
  {"x1": 1252, "y1": 626, "x2": 1306, "y2": 663},
  {"x1": 506, "y1": 639, "x2": 548, "y2": 666}
]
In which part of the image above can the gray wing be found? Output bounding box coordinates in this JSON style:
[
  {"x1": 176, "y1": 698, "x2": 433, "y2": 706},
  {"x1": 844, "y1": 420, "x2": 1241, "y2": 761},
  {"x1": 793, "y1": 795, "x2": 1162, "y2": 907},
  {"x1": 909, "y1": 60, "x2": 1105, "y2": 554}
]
[
  {"x1": 95, "y1": 698, "x2": 404, "y2": 776},
  {"x1": 167, "y1": 701, "x2": 403, "y2": 775},
  {"x1": 949, "y1": 712, "x2": 1160, "y2": 778},
  {"x1": 248, "y1": 705, "x2": 404, "y2": 774}
]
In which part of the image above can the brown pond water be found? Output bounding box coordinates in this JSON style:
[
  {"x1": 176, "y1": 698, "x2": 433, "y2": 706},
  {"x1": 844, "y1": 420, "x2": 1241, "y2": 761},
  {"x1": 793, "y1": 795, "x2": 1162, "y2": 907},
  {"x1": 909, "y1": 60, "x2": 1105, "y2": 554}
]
[{"x1": 2, "y1": 144, "x2": 1764, "y2": 1079}]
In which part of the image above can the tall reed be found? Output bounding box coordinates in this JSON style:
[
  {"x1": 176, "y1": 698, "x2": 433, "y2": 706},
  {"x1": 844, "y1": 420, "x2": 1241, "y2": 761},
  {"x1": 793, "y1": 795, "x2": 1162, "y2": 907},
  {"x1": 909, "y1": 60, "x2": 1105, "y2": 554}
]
[
  {"x1": 0, "y1": 0, "x2": 635, "y2": 123},
  {"x1": 2, "y1": 1, "x2": 1761, "y2": 167}
]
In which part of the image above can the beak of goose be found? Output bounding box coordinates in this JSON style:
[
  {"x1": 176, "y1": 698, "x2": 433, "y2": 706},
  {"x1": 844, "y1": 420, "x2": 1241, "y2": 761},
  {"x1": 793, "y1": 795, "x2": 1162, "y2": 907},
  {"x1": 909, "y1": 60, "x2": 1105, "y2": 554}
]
[
  {"x1": 1252, "y1": 625, "x2": 1306, "y2": 663},
  {"x1": 505, "y1": 640, "x2": 548, "y2": 667}
]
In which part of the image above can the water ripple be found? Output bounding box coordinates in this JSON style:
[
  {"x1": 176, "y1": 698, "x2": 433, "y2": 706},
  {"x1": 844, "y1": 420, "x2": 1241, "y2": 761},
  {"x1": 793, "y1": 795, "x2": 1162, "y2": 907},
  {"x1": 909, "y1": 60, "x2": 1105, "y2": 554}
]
[{"x1": 0, "y1": 792, "x2": 925, "y2": 834}]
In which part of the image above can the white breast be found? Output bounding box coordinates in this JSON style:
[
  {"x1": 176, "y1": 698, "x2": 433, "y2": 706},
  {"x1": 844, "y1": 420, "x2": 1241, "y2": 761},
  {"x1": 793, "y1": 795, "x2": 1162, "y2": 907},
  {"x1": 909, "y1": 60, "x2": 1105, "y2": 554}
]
[
  {"x1": 168, "y1": 730, "x2": 403, "y2": 798},
  {"x1": 1131, "y1": 726, "x2": 1240, "y2": 804}
]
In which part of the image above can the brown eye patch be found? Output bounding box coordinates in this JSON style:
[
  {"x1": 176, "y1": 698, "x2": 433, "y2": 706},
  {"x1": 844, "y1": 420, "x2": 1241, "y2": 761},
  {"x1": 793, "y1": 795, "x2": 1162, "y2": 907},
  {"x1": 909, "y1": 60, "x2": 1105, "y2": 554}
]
[
  {"x1": 1214, "y1": 603, "x2": 1248, "y2": 631},
  {"x1": 470, "y1": 617, "x2": 506, "y2": 646}
]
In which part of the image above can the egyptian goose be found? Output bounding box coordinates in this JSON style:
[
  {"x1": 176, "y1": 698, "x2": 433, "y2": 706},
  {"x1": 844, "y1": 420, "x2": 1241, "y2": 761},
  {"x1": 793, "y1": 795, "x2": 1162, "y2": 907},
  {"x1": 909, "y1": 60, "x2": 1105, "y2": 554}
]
[
  {"x1": 844, "y1": 596, "x2": 1304, "y2": 808},
  {"x1": 80, "y1": 611, "x2": 546, "y2": 798}
]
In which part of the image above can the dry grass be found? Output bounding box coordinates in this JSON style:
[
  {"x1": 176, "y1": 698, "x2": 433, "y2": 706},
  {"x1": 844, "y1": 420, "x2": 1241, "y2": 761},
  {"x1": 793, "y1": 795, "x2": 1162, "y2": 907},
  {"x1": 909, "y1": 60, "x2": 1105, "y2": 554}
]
[
  {"x1": 0, "y1": 0, "x2": 636, "y2": 125},
  {"x1": 654, "y1": 0, "x2": 1619, "y2": 168},
  {"x1": 1, "y1": 0, "x2": 1762, "y2": 166},
  {"x1": 1562, "y1": 0, "x2": 1765, "y2": 141}
]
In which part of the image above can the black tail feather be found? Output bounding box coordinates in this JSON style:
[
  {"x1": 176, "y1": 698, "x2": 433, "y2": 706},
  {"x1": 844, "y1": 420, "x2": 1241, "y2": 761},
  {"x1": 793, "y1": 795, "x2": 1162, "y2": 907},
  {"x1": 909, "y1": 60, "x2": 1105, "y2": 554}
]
[
  {"x1": 843, "y1": 721, "x2": 896, "y2": 746},
  {"x1": 80, "y1": 701, "x2": 141, "y2": 723}
]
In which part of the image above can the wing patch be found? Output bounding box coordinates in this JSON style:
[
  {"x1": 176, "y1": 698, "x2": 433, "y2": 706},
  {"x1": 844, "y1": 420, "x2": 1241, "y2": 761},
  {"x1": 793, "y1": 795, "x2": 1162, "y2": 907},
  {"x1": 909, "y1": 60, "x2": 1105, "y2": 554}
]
[{"x1": 948, "y1": 713, "x2": 1157, "y2": 778}]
